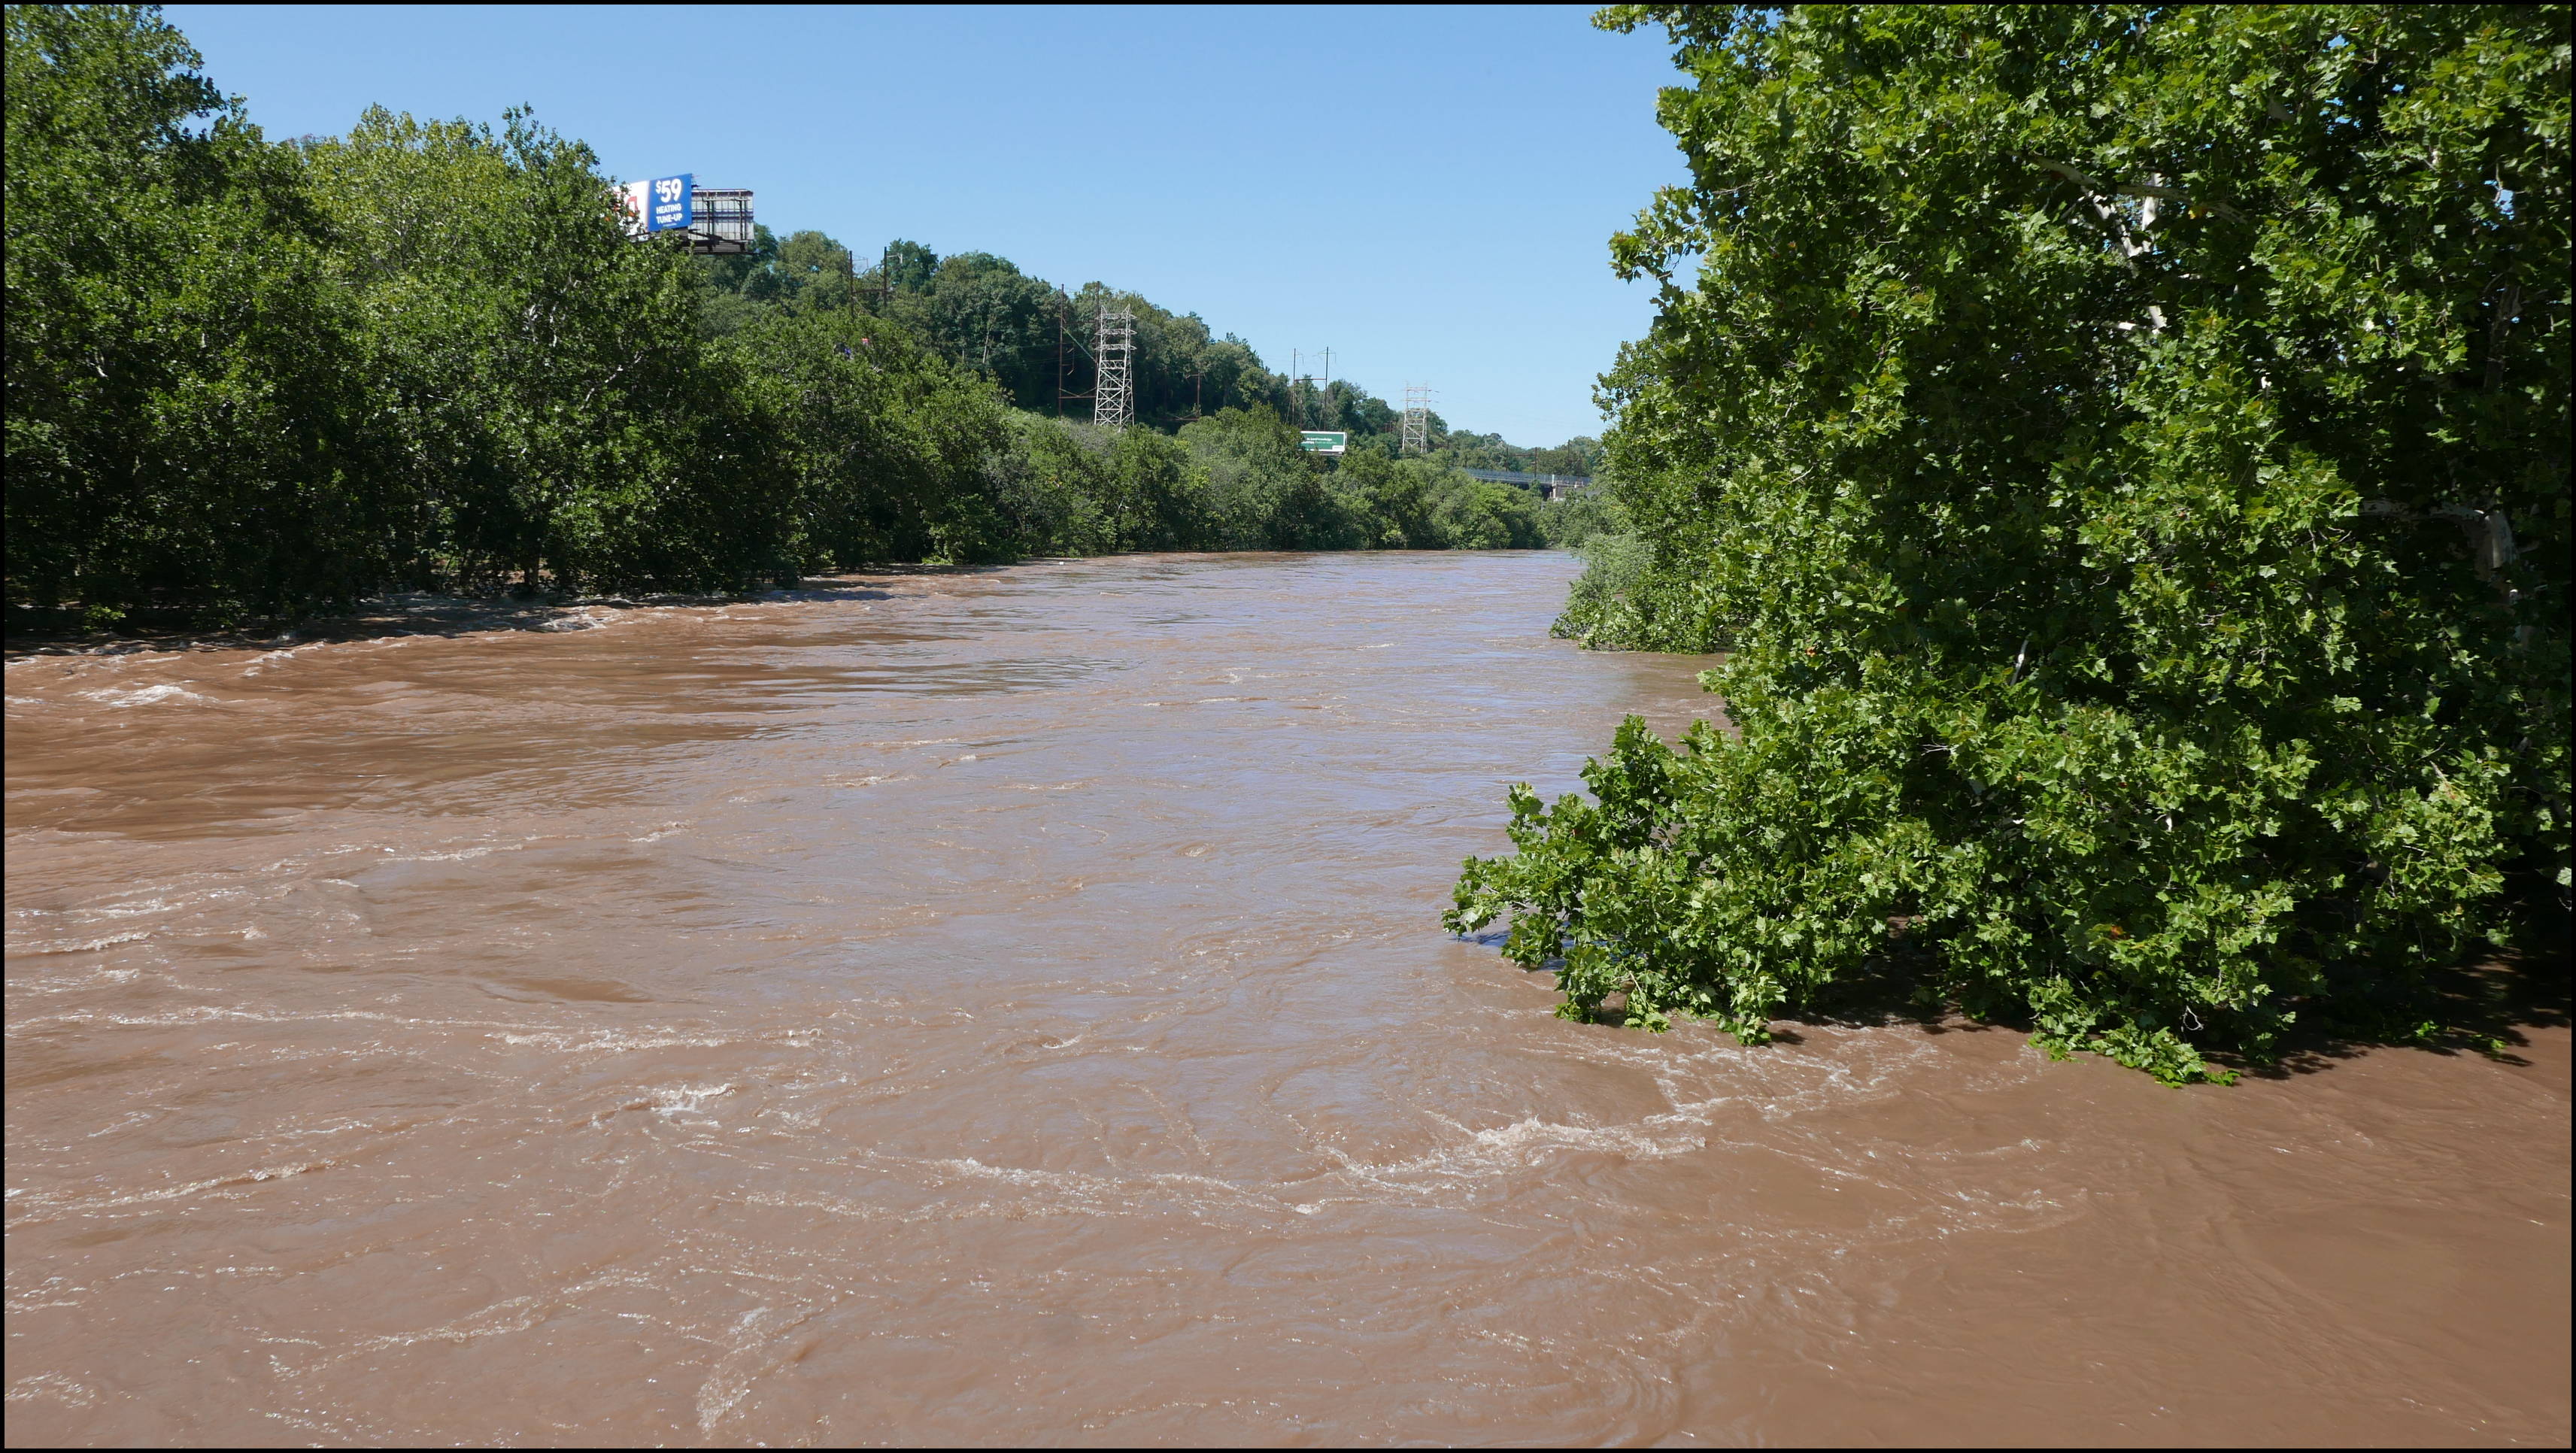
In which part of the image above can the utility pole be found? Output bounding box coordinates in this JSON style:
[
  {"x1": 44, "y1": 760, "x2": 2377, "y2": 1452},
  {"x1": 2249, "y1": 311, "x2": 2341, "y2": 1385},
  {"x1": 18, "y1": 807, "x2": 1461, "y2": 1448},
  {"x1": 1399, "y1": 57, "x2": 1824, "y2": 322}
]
[
  {"x1": 840, "y1": 245, "x2": 863, "y2": 357},
  {"x1": 1402, "y1": 383, "x2": 1433, "y2": 456},
  {"x1": 1056, "y1": 292, "x2": 1095, "y2": 420},
  {"x1": 1092, "y1": 308, "x2": 1136, "y2": 430},
  {"x1": 1291, "y1": 347, "x2": 1333, "y2": 426}
]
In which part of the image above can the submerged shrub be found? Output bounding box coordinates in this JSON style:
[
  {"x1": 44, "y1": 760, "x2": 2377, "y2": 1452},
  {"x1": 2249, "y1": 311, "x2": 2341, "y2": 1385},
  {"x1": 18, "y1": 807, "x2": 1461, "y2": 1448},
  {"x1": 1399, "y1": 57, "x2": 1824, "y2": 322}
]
[
  {"x1": 1455, "y1": 4, "x2": 2568, "y2": 1082},
  {"x1": 1552, "y1": 529, "x2": 1657, "y2": 648}
]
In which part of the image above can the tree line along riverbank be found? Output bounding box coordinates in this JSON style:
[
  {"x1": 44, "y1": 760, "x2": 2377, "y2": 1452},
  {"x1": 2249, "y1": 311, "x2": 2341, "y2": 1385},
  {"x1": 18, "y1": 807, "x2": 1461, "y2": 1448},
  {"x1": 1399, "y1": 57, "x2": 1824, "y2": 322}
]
[{"x1": 4, "y1": 5, "x2": 1616, "y2": 633}]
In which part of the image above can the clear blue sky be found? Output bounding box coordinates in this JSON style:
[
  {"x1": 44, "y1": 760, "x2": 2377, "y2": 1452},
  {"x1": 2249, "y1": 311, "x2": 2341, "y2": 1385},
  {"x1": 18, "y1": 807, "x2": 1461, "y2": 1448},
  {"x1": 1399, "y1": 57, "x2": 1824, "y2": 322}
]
[{"x1": 163, "y1": 4, "x2": 1686, "y2": 447}]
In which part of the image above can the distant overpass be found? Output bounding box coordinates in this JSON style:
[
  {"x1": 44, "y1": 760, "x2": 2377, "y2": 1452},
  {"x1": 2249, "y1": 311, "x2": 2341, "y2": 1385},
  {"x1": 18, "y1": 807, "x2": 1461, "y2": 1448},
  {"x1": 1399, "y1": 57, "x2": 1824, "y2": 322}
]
[{"x1": 1462, "y1": 469, "x2": 1592, "y2": 501}]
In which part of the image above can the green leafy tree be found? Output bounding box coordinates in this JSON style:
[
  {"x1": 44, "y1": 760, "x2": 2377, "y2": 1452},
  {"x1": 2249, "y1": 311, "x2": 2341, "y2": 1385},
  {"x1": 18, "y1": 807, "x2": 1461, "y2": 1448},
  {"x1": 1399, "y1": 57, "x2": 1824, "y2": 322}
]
[
  {"x1": 1179, "y1": 405, "x2": 1306, "y2": 547},
  {"x1": 881, "y1": 239, "x2": 938, "y2": 291},
  {"x1": 1438, "y1": 477, "x2": 1548, "y2": 550},
  {"x1": 1179, "y1": 334, "x2": 1282, "y2": 425},
  {"x1": 1530, "y1": 436, "x2": 1605, "y2": 477},
  {"x1": 1337, "y1": 449, "x2": 1441, "y2": 548},
  {"x1": 996, "y1": 417, "x2": 1212, "y2": 555},
  {"x1": 727, "y1": 308, "x2": 1018, "y2": 566},
  {"x1": 1001, "y1": 418, "x2": 1124, "y2": 555},
  {"x1": 6, "y1": 2, "x2": 381, "y2": 620},
  {"x1": 1540, "y1": 485, "x2": 1630, "y2": 550},
  {"x1": 775, "y1": 229, "x2": 854, "y2": 305},
  {"x1": 1452, "y1": 4, "x2": 2569, "y2": 1082},
  {"x1": 894, "y1": 251, "x2": 1052, "y2": 407},
  {"x1": 304, "y1": 105, "x2": 789, "y2": 593},
  {"x1": 1084, "y1": 423, "x2": 1213, "y2": 551}
]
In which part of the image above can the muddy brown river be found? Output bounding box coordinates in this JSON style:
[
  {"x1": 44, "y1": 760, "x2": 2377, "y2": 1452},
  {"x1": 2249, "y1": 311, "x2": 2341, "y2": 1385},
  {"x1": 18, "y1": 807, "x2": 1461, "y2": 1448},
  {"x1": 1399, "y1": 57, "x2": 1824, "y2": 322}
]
[{"x1": 5, "y1": 552, "x2": 2567, "y2": 1445}]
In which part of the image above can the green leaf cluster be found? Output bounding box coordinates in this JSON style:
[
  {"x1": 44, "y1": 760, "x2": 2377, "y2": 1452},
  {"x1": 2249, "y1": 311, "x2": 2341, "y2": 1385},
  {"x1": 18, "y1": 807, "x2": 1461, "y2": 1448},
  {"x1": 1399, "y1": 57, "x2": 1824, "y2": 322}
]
[{"x1": 1452, "y1": 4, "x2": 2568, "y2": 1082}]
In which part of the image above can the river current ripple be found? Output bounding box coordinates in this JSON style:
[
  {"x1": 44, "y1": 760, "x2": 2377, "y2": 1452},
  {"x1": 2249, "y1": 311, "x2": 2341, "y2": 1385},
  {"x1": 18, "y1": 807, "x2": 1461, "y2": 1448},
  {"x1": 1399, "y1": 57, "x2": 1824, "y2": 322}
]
[{"x1": 5, "y1": 552, "x2": 2566, "y2": 1445}]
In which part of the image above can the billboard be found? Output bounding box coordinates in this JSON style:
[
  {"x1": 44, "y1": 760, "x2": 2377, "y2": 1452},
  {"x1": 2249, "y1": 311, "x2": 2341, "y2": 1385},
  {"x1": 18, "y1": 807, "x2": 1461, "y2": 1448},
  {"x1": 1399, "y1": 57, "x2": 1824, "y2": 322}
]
[
  {"x1": 690, "y1": 188, "x2": 755, "y2": 252},
  {"x1": 617, "y1": 174, "x2": 694, "y2": 235},
  {"x1": 1299, "y1": 431, "x2": 1348, "y2": 455}
]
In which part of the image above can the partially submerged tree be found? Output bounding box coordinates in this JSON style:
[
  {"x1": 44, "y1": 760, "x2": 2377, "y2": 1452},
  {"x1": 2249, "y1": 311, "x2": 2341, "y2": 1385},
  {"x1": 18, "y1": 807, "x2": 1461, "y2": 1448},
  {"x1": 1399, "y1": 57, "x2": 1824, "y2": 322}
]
[{"x1": 1453, "y1": 4, "x2": 2569, "y2": 1081}]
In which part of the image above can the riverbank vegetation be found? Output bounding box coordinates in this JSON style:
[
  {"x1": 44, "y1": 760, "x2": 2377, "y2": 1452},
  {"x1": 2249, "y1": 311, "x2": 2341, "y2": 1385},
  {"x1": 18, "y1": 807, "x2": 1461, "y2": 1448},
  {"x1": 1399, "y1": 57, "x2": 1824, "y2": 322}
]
[
  {"x1": 1456, "y1": 3, "x2": 2569, "y2": 1082},
  {"x1": 4, "y1": 5, "x2": 1594, "y2": 629},
  {"x1": 696, "y1": 226, "x2": 1608, "y2": 484}
]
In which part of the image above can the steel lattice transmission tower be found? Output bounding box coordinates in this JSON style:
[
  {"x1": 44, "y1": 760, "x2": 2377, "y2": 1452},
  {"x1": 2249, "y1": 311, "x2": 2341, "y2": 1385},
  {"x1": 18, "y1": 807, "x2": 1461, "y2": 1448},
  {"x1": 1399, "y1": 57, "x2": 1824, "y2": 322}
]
[
  {"x1": 1092, "y1": 308, "x2": 1136, "y2": 430},
  {"x1": 1401, "y1": 384, "x2": 1433, "y2": 456}
]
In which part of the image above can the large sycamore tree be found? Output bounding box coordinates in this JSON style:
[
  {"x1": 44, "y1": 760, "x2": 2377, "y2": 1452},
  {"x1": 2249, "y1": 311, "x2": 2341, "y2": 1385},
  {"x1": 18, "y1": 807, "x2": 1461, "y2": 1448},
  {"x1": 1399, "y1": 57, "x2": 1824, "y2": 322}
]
[{"x1": 1452, "y1": 5, "x2": 2568, "y2": 1081}]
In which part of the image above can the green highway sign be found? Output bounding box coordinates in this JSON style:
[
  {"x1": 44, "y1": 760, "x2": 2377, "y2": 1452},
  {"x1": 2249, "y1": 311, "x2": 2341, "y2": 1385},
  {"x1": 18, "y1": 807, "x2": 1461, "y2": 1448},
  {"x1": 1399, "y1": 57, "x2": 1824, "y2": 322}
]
[{"x1": 1300, "y1": 431, "x2": 1348, "y2": 454}]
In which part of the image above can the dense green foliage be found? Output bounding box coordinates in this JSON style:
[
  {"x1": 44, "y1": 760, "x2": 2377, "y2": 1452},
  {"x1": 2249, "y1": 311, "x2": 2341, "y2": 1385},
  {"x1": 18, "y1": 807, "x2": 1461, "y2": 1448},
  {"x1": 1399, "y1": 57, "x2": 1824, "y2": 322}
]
[
  {"x1": 5, "y1": 5, "x2": 1594, "y2": 623},
  {"x1": 1455, "y1": 4, "x2": 2570, "y2": 1081},
  {"x1": 305, "y1": 107, "x2": 791, "y2": 595},
  {"x1": 6, "y1": 2, "x2": 373, "y2": 618},
  {"x1": 695, "y1": 223, "x2": 1610, "y2": 479}
]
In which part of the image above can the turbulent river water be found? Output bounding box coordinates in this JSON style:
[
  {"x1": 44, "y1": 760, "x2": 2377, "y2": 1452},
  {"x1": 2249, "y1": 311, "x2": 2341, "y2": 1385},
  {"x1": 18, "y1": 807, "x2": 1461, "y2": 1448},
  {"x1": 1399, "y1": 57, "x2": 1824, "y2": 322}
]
[{"x1": 5, "y1": 551, "x2": 2567, "y2": 1446}]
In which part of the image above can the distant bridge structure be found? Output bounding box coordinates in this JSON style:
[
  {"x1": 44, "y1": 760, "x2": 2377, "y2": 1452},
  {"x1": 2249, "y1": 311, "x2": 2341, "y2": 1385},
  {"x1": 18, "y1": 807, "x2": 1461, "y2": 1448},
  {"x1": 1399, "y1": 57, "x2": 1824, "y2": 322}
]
[{"x1": 1462, "y1": 469, "x2": 1592, "y2": 501}]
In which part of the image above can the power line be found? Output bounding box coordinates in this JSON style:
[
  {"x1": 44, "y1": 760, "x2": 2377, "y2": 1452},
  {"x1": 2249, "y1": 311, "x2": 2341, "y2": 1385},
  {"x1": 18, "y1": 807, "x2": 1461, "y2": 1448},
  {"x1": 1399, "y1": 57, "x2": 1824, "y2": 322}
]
[{"x1": 1291, "y1": 347, "x2": 1334, "y2": 426}]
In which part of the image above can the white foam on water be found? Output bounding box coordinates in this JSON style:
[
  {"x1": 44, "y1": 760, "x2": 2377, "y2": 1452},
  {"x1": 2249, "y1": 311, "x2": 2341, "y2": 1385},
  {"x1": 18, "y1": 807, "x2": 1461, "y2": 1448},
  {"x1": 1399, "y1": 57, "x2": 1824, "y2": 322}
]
[
  {"x1": 12, "y1": 931, "x2": 150, "y2": 957},
  {"x1": 274, "y1": 1267, "x2": 661, "y2": 1378},
  {"x1": 5, "y1": 1159, "x2": 334, "y2": 1222},
  {"x1": 5, "y1": 1373, "x2": 100, "y2": 1409},
  {"x1": 3, "y1": 887, "x2": 257, "y2": 957},
  {"x1": 893, "y1": 1154, "x2": 1309, "y2": 1227},
  {"x1": 381, "y1": 844, "x2": 501, "y2": 862},
  {"x1": 15, "y1": 964, "x2": 146, "y2": 995},
  {"x1": 68, "y1": 893, "x2": 205, "y2": 921},
  {"x1": 650, "y1": 1083, "x2": 735, "y2": 1118},
  {"x1": 498, "y1": 1027, "x2": 747, "y2": 1056},
  {"x1": 1322, "y1": 1111, "x2": 1714, "y2": 1196},
  {"x1": 693, "y1": 1303, "x2": 822, "y2": 1433},
  {"x1": 76, "y1": 683, "x2": 211, "y2": 708}
]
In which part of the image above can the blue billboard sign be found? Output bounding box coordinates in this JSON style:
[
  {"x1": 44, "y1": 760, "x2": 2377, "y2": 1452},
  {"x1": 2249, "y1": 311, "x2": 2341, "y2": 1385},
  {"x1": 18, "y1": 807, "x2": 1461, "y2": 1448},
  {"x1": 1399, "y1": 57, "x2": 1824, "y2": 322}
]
[
  {"x1": 620, "y1": 174, "x2": 694, "y2": 235},
  {"x1": 645, "y1": 173, "x2": 693, "y2": 232}
]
